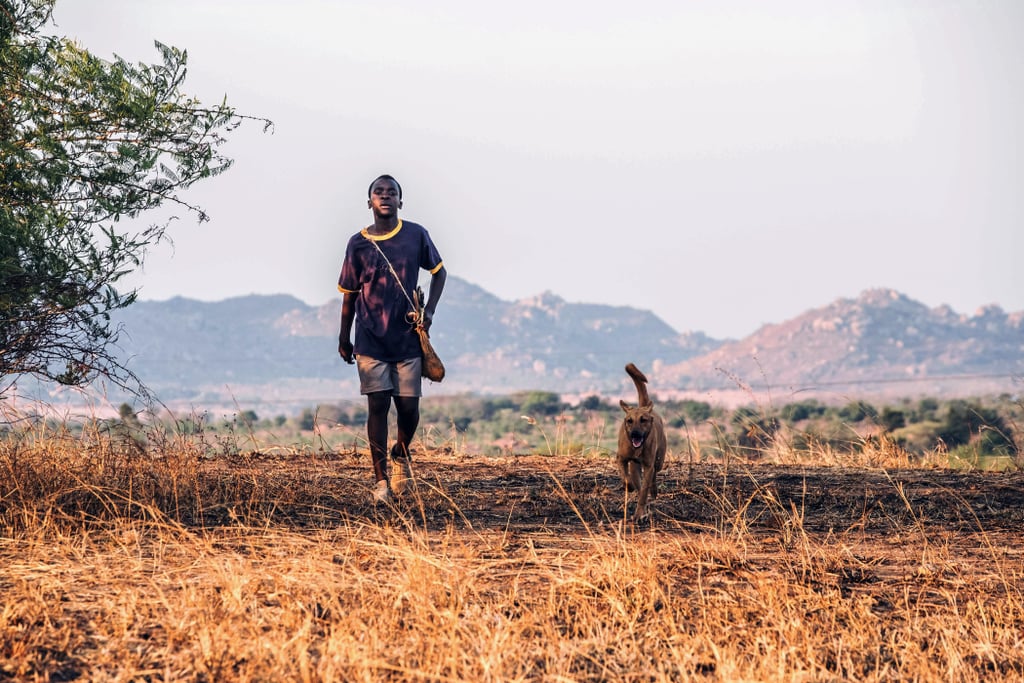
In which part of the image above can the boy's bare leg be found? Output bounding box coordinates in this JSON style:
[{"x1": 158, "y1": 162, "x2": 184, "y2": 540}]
[
  {"x1": 390, "y1": 396, "x2": 419, "y2": 494},
  {"x1": 392, "y1": 396, "x2": 419, "y2": 459},
  {"x1": 366, "y1": 391, "x2": 392, "y2": 483}
]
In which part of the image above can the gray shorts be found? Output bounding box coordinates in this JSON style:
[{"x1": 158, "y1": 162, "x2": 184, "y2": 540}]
[{"x1": 355, "y1": 356, "x2": 423, "y2": 397}]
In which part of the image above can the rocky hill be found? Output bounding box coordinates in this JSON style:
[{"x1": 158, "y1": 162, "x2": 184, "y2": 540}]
[
  {"x1": 659, "y1": 289, "x2": 1023, "y2": 397},
  {"x1": 104, "y1": 280, "x2": 1022, "y2": 411}
]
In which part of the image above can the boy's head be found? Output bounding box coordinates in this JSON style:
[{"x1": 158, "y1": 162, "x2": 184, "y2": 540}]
[{"x1": 368, "y1": 174, "x2": 402, "y2": 199}]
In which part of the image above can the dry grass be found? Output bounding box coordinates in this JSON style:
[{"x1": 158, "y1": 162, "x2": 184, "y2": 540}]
[{"x1": 1, "y1": 419, "x2": 1023, "y2": 682}]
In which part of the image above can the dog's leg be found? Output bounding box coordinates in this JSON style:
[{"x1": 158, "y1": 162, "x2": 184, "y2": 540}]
[
  {"x1": 632, "y1": 464, "x2": 658, "y2": 522},
  {"x1": 627, "y1": 461, "x2": 641, "y2": 492},
  {"x1": 618, "y1": 458, "x2": 633, "y2": 491},
  {"x1": 651, "y1": 442, "x2": 666, "y2": 500}
]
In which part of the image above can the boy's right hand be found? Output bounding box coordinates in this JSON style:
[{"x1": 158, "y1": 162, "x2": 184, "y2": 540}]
[{"x1": 338, "y1": 339, "x2": 354, "y2": 364}]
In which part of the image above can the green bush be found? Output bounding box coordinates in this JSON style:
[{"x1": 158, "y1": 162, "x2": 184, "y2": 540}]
[
  {"x1": 668, "y1": 399, "x2": 714, "y2": 427},
  {"x1": 878, "y1": 407, "x2": 906, "y2": 432},
  {"x1": 837, "y1": 401, "x2": 876, "y2": 423},
  {"x1": 937, "y1": 400, "x2": 1011, "y2": 450},
  {"x1": 780, "y1": 399, "x2": 826, "y2": 422},
  {"x1": 518, "y1": 391, "x2": 563, "y2": 417},
  {"x1": 578, "y1": 395, "x2": 607, "y2": 411}
]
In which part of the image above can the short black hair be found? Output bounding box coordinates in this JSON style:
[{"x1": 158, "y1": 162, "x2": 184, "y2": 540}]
[{"x1": 368, "y1": 174, "x2": 402, "y2": 199}]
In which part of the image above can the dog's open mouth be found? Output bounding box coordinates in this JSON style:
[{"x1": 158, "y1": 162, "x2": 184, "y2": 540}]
[{"x1": 630, "y1": 435, "x2": 645, "y2": 449}]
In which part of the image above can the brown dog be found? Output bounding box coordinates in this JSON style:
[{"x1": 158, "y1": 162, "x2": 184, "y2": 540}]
[{"x1": 617, "y1": 363, "x2": 667, "y2": 522}]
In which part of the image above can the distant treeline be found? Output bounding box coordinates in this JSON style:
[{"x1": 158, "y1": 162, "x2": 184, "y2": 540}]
[
  {"x1": 292, "y1": 392, "x2": 1021, "y2": 464},
  {"x1": 14, "y1": 392, "x2": 1017, "y2": 469}
]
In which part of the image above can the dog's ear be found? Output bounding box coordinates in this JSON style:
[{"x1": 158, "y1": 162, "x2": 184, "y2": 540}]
[{"x1": 620, "y1": 400, "x2": 631, "y2": 413}]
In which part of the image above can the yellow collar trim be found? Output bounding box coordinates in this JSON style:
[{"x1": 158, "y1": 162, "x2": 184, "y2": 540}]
[{"x1": 361, "y1": 219, "x2": 403, "y2": 241}]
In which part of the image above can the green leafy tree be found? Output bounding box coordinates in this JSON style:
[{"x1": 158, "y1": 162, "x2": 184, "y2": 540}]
[
  {"x1": 518, "y1": 391, "x2": 563, "y2": 417},
  {"x1": 878, "y1": 406, "x2": 906, "y2": 432},
  {"x1": 666, "y1": 399, "x2": 713, "y2": 428},
  {"x1": 837, "y1": 400, "x2": 875, "y2": 423},
  {"x1": 731, "y1": 406, "x2": 779, "y2": 453},
  {"x1": 0, "y1": 1, "x2": 269, "y2": 394},
  {"x1": 937, "y1": 400, "x2": 1013, "y2": 452},
  {"x1": 117, "y1": 401, "x2": 141, "y2": 429},
  {"x1": 578, "y1": 394, "x2": 605, "y2": 411},
  {"x1": 297, "y1": 408, "x2": 316, "y2": 432},
  {"x1": 911, "y1": 397, "x2": 940, "y2": 423},
  {"x1": 481, "y1": 397, "x2": 515, "y2": 420},
  {"x1": 779, "y1": 399, "x2": 826, "y2": 423}
]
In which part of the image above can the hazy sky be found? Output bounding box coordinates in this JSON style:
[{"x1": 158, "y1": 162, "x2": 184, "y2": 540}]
[{"x1": 51, "y1": 1, "x2": 1023, "y2": 339}]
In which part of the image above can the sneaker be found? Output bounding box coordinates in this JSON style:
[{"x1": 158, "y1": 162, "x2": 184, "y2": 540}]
[
  {"x1": 391, "y1": 456, "x2": 414, "y2": 496},
  {"x1": 371, "y1": 479, "x2": 393, "y2": 505}
]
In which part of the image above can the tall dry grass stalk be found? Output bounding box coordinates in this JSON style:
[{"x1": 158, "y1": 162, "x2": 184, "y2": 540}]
[{"x1": 1, "y1": 417, "x2": 1022, "y2": 681}]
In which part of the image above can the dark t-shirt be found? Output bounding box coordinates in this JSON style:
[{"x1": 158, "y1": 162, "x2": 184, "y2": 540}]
[{"x1": 338, "y1": 220, "x2": 443, "y2": 362}]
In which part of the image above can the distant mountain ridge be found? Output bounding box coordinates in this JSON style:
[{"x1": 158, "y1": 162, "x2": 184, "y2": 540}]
[
  {"x1": 658, "y1": 289, "x2": 1023, "y2": 394},
  {"x1": 106, "y1": 277, "x2": 1022, "y2": 411}
]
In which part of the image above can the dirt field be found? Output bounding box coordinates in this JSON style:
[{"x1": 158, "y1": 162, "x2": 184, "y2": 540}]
[{"x1": 214, "y1": 450, "x2": 1024, "y2": 538}]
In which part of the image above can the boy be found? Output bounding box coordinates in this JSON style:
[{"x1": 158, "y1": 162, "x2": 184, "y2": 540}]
[{"x1": 337, "y1": 174, "x2": 447, "y2": 503}]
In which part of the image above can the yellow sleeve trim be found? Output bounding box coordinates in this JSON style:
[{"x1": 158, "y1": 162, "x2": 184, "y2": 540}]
[
  {"x1": 429, "y1": 261, "x2": 444, "y2": 275},
  {"x1": 338, "y1": 284, "x2": 357, "y2": 294}
]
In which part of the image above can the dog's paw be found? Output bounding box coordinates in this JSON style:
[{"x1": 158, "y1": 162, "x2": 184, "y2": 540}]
[{"x1": 631, "y1": 507, "x2": 652, "y2": 524}]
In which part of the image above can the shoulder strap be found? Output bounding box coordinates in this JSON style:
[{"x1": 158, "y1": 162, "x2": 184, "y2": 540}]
[{"x1": 365, "y1": 235, "x2": 421, "y2": 324}]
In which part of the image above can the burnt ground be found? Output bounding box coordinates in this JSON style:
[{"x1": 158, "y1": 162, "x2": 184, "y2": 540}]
[
  {"x1": 187, "y1": 450, "x2": 1024, "y2": 610},
  {"x1": 206, "y1": 451, "x2": 1024, "y2": 542}
]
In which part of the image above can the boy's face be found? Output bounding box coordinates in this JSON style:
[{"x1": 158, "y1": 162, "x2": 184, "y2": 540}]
[{"x1": 368, "y1": 178, "x2": 402, "y2": 218}]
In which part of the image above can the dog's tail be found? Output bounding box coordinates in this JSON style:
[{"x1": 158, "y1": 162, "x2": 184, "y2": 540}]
[{"x1": 625, "y1": 363, "x2": 651, "y2": 407}]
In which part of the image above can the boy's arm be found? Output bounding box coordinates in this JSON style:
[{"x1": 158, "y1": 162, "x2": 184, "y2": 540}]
[
  {"x1": 338, "y1": 292, "x2": 357, "y2": 363},
  {"x1": 421, "y1": 266, "x2": 447, "y2": 333}
]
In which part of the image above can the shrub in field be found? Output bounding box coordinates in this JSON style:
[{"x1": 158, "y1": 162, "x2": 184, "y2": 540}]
[
  {"x1": 517, "y1": 390, "x2": 564, "y2": 416},
  {"x1": 837, "y1": 400, "x2": 877, "y2": 423},
  {"x1": 937, "y1": 399, "x2": 1014, "y2": 452},
  {"x1": 578, "y1": 394, "x2": 607, "y2": 410},
  {"x1": 666, "y1": 398, "x2": 716, "y2": 427},
  {"x1": 912, "y1": 396, "x2": 941, "y2": 422},
  {"x1": 878, "y1": 406, "x2": 907, "y2": 431},
  {"x1": 779, "y1": 398, "x2": 828, "y2": 422}
]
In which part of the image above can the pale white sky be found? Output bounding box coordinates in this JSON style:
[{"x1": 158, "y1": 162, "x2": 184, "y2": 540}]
[{"x1": 52, "y1": 1, "x2": 1023, "y2": 339}]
